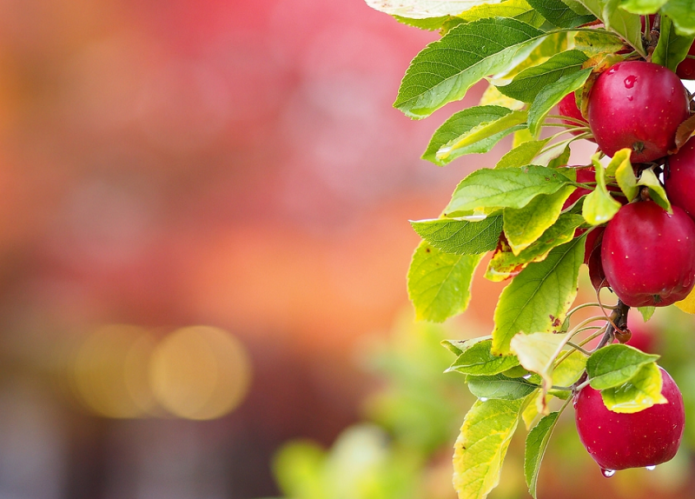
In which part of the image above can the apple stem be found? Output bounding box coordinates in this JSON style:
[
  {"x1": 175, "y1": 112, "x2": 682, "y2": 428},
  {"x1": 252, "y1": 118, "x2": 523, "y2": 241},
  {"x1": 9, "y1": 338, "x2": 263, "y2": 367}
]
[
  {"x1": 646, "y1": 14, "x2": 661, "y2": 60},
  {"x1": 638, "y1": 186, "x2": 651, "y2": 202},
  {"x1": 594, "y1": 300, "x2": 630, "y2": 351}
]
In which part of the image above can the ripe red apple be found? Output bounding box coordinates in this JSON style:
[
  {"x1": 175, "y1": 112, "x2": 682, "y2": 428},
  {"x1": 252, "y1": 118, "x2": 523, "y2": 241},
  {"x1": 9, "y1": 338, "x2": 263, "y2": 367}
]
[
  {"x1": 558, "y1": 93, "x2": 589, "y2": 137},
  {"x1": 562, "y1": 166, "x2": 596, "y2": 210},
  {"x1": 676, "y1": 42, "x2": 695, "y2": 80},
  {"x1": 575, "y1": 366, "x2": 684, "y2": 472},
  {"x1": 665, "y1": 137, "x2": 695, "y2": 219},
  {"x1": 588, "y1": 61, "x2": 689, "y2": 163},
  {"x1": 601, "y1": 201, "x2": 695, "y2": 307}
]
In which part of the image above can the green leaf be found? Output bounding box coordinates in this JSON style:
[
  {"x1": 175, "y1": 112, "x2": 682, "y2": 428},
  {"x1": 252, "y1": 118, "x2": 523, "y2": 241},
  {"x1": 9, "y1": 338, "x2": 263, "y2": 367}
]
[
  {"x1": 527, "y1": 0, "x2": 596, "y2": 27},
  {"x1": 528, "y1": 68, "x2": 592, "y2": 136},
  {"x1": 442, "y1": 336, "x2": 492, "y2": 356},
  {"x1": 510, "y1": 332, "x2": 570, "y2": 397},
  {"x1": 524, "y1": 411, "x2": 561, "y2": 499},
  {"x1": 447, "y1": 340, "x2": 521, "y2": 375},
  {"x1": 601, "y1": 362, "x2": 667, "y2": 413},
  {"x1": 486, "y1": 214, "x2": 584, "y2": 281},
  {"x1": 480, "y1": 83, "x2": 525, "y2": 110},
  {"x1": 365, "y1": 0, "x2": 489, "y2": 17},
  {"x1": 572, "y1": 30, "x2": 626, "y2": 55},
  {"x1": 408, "y1": 241, "x2": 484, "y2": 322},
  {"x1": 492, "y1": 236, "x2": 585, "y2": 355},
  {"x1": 587, "y1": 344, "x2": 660, "y2": 390},
  {"x1": 394, "y1": 18, "x2": 548, "y2": 118},
  {"x1": 496, "y1": 139, "x2": 549, "y2": 169},
  {"x1": 577, "y1": 0, "x2": 645, "y2": 55},
  {"x1": 499, "y1": 31, "x2": 571, "y2": 81},
  {"x1": 619, "y1": 0, "x2": 667, "y2": 14},
  {"x1": 533, "y1": 138, "x2": 573, "y2": 167},
  {"x1": 638, "y1": 169, "x2": 672, "y2": 213},
  {"x1": 497, "y1": 50, "x2": 589, "y2": 105},
  {"x1": 547, "y1": 143, "x2": 572, "y2": 169},
  {"x1": 467, "y1": 374, "x2": 538, "y2": 400},
  {"x1": 411, "y1": 214, "x2": 503, "y2": 255},
  {"x1": 637, "y1": 306, "x2": 655, "y2": 322},
  {"x1": 453, "y1": 399, "x2": 524, "y2": 499},
  {"x1": 423, "y1": 106, "x2": 519, "y2": 165},
  {"x1": 652, "y1": 16, "x2": 695, "y2": 71},
  {"x1": 553, "y1": 348, "x2": 587, "y2": 385},
  {"x1": 503, "y1": 186, "x2": 576, "y2": 254},
  {"x1": 661, "y1": 0, "x2": 695, "y2": 35},
  {"x1": 458, "y1": 0, "x2": 547, "y2": 27},
  {"x1": 437, "y1": 111, "x2": 528, "y2": 164},
  {"x1": 562, "y1": 0, "x2": 593, "y2": 14},
  {"x1": 582, "y1": 158, "x2": 621, "y2": 225},
  {"x1": 614, "y1": 152, "x2": 638, "y2": 201},
  {"x1": 393, "y1": 14, "x2": 451, "y2": 30},
  {"x1": 604, "y1": 148, "x2": 632, "y2": 178},
  {"x1": 445, "y1": 166, "x2": 574, "y2": 217}
]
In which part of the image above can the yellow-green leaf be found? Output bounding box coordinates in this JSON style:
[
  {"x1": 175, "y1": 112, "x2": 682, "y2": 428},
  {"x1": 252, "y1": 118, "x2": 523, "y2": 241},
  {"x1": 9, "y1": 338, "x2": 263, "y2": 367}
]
[
  {"x1": 503, "y1": 185, "x2": 576, "y2": 254},
  {"x1": 408, "y1": 241, "x2": 485, "y2": 322},
  {"x1": 675, "y1": 286, "x2": 695, "y2": 313},
  {"x1": 453, "y1": 399, "x2": 523, "y2": 499},
  {"x1": 486, "y1": 213, "x2": 583, "y2": 281},
  {"x1": 600, "y1": 362, "x2": 667, "y2": 414},
  {"x1": 492, "y1": 236, "x2": 585, "y2": 355}
]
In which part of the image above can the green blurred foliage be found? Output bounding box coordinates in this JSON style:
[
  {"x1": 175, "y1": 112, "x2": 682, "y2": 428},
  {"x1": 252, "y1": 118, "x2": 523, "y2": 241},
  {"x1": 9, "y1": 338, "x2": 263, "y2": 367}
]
[{"x1": 269, "y1": 305, "x2": 695, "y2": 499}]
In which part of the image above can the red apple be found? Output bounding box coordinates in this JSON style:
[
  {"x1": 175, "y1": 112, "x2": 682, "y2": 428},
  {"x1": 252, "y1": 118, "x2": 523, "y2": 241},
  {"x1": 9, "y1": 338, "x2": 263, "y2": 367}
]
[
  {"x1": 601, "y1": 201, "x2": 695, "y2": 307},
  {"x1": 665, "y1": 137, "x2": 695, "y2": 219},
  {"x1": 588, "y1": 61, "x2": 689, "y2": 163},
  {"x1": 676, "y1": 42, "x2": 695, "y2": 80},
  {"x1": 558, "y1": 93, "x2": 590, "y2": 137},
  {"x1": 562, "y1": 166, "x2": 597, "y2": 210},
  {"x1": 574, "y1": 367, "x2": 684, "y2": 472}
]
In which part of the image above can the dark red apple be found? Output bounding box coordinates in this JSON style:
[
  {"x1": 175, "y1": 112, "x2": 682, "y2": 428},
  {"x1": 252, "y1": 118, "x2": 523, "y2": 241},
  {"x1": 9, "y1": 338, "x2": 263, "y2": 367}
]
[
  {"x1": 574, "y1": 367, "x2": 684, "y2": 472},
  {"x1": 665, "y1": 137, "x2": 695, "y2": 219},
  {"x1": 601, "y1": 201, "x2": 695, "y2": 307},
  {"x1": 676, "y1": 43, "x2": 695, "y2": 80},
  {"x1": 588, "y1": 61, "x2": 689, "y2": 163},
  {"x1": 558, "y1": 93, "x2": 589, "y2": 137},
  {"x1": 562, "y1": 166, "x2": 596, "y2": 210}
]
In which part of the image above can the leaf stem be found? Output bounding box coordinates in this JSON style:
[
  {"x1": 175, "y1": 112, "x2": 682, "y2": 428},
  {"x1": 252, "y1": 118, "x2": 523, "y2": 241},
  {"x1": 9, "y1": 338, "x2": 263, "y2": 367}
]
[
  {"x1": 566, "y1": 341, "x2": 591, "y2": 356},
  {"x1": 546, "y1": 114, "x2": 587, "y2": 127}
]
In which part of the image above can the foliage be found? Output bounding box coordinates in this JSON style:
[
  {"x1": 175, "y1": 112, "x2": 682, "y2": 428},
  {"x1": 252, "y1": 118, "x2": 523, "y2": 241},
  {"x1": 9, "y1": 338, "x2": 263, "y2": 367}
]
[{"x1": 363, "y1": 1, "x2": 695, "y2": 498}]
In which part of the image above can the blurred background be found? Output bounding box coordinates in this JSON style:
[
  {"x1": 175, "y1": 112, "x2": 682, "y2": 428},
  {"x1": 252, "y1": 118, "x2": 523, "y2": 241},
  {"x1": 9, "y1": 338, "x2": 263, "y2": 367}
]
[{"x1": 1, "y1": 0, "x2": 695, "y2": 498}]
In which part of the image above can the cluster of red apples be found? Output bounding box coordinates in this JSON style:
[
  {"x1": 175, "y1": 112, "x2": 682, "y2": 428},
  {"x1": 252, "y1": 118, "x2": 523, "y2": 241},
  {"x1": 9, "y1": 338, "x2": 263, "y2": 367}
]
[{"x1": 557, "y1": 51, "x2": 695, "y2": 474}]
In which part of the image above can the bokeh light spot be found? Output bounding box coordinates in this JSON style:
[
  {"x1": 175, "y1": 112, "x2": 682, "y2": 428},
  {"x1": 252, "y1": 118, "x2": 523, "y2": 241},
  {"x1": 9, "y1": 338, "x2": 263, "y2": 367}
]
[{"x1": 149, "y1": 326, "x2": 251, "y2": 420}]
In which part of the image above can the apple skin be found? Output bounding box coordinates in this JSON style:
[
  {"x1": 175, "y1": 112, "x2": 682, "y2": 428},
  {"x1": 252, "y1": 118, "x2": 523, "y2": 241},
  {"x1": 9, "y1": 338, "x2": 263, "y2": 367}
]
[
  {"x1": 562, "y1": 166, "x2": 596, "y2": 210},
  {"x1": 676, "y1": 43, "x2": 695, "y2": 80},
  {"x1": 558, "y1": 93, "x2": 589, "y2": 137},
  {"x1": 574, "y1": 367, "x2": 685, "y2": 472},
  {"x1": 601, "y1": 201, "x2": 695, "y2": 307},
  {"x1": 665, "y1": 137, "x2": 695, "y2": 220},
  {"x1": 588, "y1": 61, "x2": 689, "y2": 163}
]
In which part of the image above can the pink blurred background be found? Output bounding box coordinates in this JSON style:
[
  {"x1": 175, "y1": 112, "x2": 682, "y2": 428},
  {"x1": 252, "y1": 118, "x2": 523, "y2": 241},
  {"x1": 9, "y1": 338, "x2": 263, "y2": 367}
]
[{"x1": 2, "y1": 1, "x2": 694, "y2": 498}]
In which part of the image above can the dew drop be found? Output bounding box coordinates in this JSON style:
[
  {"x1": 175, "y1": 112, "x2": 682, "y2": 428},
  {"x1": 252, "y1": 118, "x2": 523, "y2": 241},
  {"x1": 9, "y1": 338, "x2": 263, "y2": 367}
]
[
  {"x1": 601, "y1": 468, "x2": 616, "y2": 478},
  {"x1": 522, "y1": 374, "x2": 532, "y2": 379},
  {"x1": 646, "y1": 465, "x2": 656, "y2": 471},
  {"x1": 480, "y1": 397, "x2": 489, "y2": 402},
  {"x1": 624, "y1": 75, "x2": 637, "y2": 89}
]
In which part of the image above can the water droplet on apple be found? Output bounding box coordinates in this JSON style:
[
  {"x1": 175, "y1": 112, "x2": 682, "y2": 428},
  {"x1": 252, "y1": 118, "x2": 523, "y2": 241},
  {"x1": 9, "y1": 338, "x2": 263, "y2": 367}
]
[
  {"x1": 624, "y1": 75, "x2": 636, "y2": 89},
  {"x1": 479, "y1": 397, "x2": 489, "y2": 402},
  {"x1": 601, "y1": 468, "x2": 616, "y2": 478},
  {"x1": 646, "y1": 465, "x2": 656, "y2": 471}
]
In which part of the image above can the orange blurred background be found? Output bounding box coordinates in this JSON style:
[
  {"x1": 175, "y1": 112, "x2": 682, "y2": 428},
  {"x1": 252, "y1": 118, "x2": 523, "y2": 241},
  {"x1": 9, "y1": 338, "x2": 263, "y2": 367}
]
[
  {"x1": 0, "y1": 0, "x2": 471, "y2": 497},
  {"x1": 2, "y1": 1, "x2": 695, "y2": 498}
]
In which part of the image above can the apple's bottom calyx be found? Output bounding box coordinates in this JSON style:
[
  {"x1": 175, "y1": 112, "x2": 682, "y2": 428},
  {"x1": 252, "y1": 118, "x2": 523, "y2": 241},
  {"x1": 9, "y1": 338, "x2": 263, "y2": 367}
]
[{"x1": 574, "y1": 367, "x2": 685, "y2": 474}]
